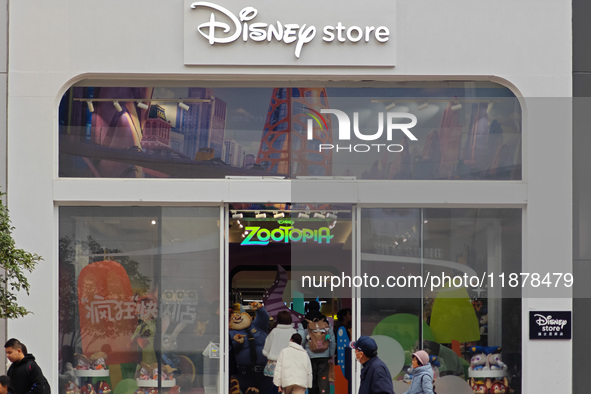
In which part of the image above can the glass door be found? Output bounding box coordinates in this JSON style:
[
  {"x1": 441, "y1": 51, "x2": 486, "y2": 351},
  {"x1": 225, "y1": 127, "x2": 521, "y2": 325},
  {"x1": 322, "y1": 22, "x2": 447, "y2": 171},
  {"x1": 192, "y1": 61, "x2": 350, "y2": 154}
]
[{"x1": 226, "y1": 203, "x2": 354, "y2": 394}]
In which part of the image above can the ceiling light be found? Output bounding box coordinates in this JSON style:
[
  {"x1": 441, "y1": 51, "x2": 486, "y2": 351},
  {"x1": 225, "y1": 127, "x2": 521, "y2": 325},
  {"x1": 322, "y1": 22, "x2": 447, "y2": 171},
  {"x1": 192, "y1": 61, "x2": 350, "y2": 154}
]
[
  {"x1": 385, "y1": 102, "x2": 397, "y2": 111},
  {"x1": 255, "y1": 212, "x2": 266, "y2": 219},
  {"x1": 137, "y1": 102, "x2": 149, "y2": 110},
  {"x1": 274, "y1": 212, "x2": 285, "y2": 219},
  {"x1": 326, "y1": 212, "x2": 338, "y2": 220},
  {"x1": 298, "y1": 212, "x2": 310, "y2": 219},
  {"x1": 232, "y1": 213, "x2": 244, "y2": 219},
  {"x1": 113, "y1": 101, "x2": 123, "y2": 112},
  {"x1": 178, "y1": 101, "x2": 190, "y2": 111},
  {"x1": 417, "y1": 102, "x2": 429, "y2": 110},
  {"x1": 314, "y1": 212, "x2": 326, "y2": 219},
  {"x1": 87, "y1": 101, "x2": 94, "y2": 113},
  {"x1": 451, "y1": 103, "x2": 462, "y2": 111}
]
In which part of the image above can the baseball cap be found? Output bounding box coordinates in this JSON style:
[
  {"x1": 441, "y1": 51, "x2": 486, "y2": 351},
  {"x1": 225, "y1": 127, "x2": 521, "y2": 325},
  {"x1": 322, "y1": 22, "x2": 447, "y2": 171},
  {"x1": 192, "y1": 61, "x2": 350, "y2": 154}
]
[{"x1": 350, "y1": 336, "x2": 378, "y2": 356}]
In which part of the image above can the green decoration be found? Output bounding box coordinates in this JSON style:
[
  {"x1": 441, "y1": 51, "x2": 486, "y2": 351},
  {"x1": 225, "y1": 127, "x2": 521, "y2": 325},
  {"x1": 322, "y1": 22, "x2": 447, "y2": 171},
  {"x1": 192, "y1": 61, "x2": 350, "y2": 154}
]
[
  {"x1": 292, "y1": 290, "x2": 305, "y2": 314},
  {"x1": 113, "y1": 379, "x2": 138, "y2": 394},
  {"x1": 430, "y1": 287, "x2": 480, "y2": 343},
  {"x1": 372, "y1": 313, "x2": 435, "y2": 364}
]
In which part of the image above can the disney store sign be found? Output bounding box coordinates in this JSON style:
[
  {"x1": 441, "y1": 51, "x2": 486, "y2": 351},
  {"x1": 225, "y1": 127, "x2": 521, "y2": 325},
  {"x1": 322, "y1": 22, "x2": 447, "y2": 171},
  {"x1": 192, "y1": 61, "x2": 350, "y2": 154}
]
[
  {"x1": 529, "y1": 311, "x2": 571, "y2": 340},
  {"x1": 184, "y1": 0, "x2": 396, "y2": 66}
]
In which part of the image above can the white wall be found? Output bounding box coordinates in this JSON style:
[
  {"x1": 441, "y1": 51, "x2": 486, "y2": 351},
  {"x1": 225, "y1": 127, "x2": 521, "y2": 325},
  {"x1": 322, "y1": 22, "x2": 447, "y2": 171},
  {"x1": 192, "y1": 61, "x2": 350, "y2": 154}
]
[{"x1": 7, "y1": 1, "x2": 572, "y2": 393}]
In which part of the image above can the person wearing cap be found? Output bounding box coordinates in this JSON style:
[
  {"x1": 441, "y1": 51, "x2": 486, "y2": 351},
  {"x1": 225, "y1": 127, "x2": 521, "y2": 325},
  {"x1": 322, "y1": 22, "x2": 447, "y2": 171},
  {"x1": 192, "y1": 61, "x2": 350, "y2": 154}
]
[
  {"x1": 351, "y1": 336, "x2": 394, "y2": 394},
  {"x1": 403, "y1": 350, "x2": 434, "y2": 394}
]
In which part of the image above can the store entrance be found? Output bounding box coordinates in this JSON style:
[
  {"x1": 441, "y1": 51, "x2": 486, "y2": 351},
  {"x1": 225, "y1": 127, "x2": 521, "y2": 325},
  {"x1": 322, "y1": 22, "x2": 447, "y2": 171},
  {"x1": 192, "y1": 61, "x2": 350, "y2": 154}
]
[{"x1": 227, "y1": 203, "x2": 354, "y2": 394}]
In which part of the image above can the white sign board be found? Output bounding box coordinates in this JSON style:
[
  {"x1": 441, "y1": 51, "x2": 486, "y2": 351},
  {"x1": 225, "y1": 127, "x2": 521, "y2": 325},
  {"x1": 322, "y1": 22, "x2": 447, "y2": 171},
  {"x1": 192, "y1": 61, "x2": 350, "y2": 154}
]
[{"x1": 184, "y1": 0, "x2": 396, "y2": 66}]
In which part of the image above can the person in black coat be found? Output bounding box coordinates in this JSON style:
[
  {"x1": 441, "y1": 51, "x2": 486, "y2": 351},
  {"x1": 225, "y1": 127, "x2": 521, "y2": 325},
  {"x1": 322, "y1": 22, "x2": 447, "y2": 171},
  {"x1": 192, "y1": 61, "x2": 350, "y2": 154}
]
[
  {"x1": 4, "y1": 339, "x2": 48, "y2": 394},
  {"x1": 351, "y1": 336, "x2": 394, "y2": 394}
]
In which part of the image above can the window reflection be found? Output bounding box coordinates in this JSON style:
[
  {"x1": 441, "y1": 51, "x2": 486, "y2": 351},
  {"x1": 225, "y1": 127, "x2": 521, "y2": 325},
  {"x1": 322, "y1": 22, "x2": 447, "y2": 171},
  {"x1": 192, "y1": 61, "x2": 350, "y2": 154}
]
[
  {"x1": 360, "y1": 208, "x2": 522, "y2": 394},
  {"x1": 59, "y1": 83, "x2": 521, "y2": 180},
  {"x1": 59, "y1": 207, "x2": 221, "y2": 394}
]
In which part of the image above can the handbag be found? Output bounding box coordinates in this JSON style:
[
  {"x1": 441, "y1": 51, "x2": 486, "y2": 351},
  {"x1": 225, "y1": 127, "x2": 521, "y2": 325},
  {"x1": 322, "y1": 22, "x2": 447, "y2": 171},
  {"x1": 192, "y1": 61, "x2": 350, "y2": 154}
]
[{"x1": 264, "y1": 360, "x2": 277, "y2": 377}]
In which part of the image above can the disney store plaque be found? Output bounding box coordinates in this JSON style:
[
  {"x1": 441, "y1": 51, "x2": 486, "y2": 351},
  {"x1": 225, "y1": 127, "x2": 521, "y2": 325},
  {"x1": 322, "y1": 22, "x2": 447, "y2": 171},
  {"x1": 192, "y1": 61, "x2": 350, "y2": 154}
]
[{"x1": 529, "y1": 311, "x2": 571, "y2": 340}]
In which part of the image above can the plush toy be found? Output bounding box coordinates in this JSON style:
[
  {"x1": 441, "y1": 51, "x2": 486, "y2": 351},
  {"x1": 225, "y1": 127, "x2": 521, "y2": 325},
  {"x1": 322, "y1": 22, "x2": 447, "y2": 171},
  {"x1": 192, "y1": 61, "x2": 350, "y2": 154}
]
[
  {"x1": 488, "y1": 377, "x2": 509, "y2": 394},
  {"x1": 229, "y1": 302, "x2": 270, "y2": 394},
  {"x1": 428, "y1": 355, "x2": 441, "y2": 379},
  {"x1": 470, "y1": 345, "x2": 501, "y2": 355},
  {"x1": 96, "y1": 381, "x2": 111, "y2": 394},
  {"x1": 65, "y1": 381, "x2": 80, "y2": 394},
  {"x1": 80, "y1": 383, "x2": 96, "y2": 394},
  {"x1": 487, "y1": 353, "x2": 507, "y2": 370},
  {"x1": 130, "y1": 291, "x2": 159, "y2": 366},
  {"x1": 89, "y1": 352, "x2": 108, "y2": 370},
  {"x1": 74, "y1": 354, "x2": 91, "y2": 370},
  {"x1": 148, "y1": 363, "x2": 177, "y2": 381},
  {"x1": 136, "y1": 362, "x2": 151, "y2": 380},
  {"x1": 470, "y1": 353, "x2": 489, "y2": 371},
  {"x1": 479, "y1": 314, "x2": 488, "y2": 335},
  {"x1": 162, "y1": 364, "x2": 177, "y2": 380},
  {"x1": 469, "y1": 378, "x2": 488, "y2": 394}
]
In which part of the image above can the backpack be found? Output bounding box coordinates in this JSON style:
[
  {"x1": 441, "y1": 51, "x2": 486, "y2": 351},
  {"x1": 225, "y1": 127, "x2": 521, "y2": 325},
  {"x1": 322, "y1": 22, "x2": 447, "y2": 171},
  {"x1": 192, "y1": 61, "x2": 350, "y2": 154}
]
[
  {"x1": 306, "y1": 318, "x2": 330, "y2": 353},
  {"x1": 420, "y1": 374, "x2": 436, "y2": 394}
]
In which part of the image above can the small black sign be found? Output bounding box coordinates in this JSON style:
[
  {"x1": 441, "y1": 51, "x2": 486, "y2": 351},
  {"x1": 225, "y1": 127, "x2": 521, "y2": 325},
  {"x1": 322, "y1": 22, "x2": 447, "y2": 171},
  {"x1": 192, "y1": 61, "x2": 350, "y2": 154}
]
[{"x1": 529, "y1": 311, "x2": 571, "y2": 340}]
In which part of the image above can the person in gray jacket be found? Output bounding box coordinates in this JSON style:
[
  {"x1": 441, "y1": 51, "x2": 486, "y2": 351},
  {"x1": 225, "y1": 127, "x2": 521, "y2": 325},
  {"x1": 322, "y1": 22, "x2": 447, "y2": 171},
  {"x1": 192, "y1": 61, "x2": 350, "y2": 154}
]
[
  {"x1": 299, "y1": 302, "x2": 336, "y2": 394},
  {"x1": 403, "y1": 350, "x2": 434, "y2": 394}
]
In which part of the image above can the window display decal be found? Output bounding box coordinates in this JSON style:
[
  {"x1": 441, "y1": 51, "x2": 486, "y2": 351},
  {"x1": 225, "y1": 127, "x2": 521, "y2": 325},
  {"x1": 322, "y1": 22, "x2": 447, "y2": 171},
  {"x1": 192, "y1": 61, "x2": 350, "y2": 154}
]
[
  {"x1": 77, "y1": 260, "x2": 137, "y2": 365},
  {"x1": 529, "y1": 311, "x2": 571, "y2": 339}
]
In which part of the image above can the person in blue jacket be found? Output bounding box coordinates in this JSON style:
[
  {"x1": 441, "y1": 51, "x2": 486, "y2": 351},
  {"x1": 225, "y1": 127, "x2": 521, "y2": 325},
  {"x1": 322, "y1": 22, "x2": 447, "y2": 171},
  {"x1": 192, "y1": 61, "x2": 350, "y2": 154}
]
[
  {"x1": 403, "y1": 350, "x2": 434, "y2": 394},
  {"x1": 351, "y1": 336, "x2": 394, "y2": 394}
]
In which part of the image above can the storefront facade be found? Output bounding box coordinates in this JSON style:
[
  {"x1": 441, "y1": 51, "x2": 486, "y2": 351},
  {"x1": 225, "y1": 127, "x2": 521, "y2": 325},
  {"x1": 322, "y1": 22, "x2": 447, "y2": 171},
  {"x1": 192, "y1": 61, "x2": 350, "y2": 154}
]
[{"x1": 6, "y1": 1, "x2": 572, "y2": 394}]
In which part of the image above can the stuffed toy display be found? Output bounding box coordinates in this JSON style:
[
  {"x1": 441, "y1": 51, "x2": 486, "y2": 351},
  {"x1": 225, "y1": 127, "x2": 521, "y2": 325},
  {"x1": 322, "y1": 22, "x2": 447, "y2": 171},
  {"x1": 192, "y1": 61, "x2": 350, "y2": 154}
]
[
  {"x1": 80, "y1": 383, "x2": 96, "y2": 394},
  {"x1": 65, "y1": 381, "x2": 81, "y2": 394},
  {"x1": 75, "y1": 354, "x2": 91, "y2": 370},
  {"x1": 487, "y1": 353, "x2": 507, "y2": 371},
  {"x1": 89, "y1": 352, "x2": 108, "y2": 370},
  {"x1": 467, "y1": 346, "x2": 511, "y2": 394},
  {"x1": 469, "y1": 378, "x2": 488, "y2": 394},
  {"x1": 470, "y1": 353, "x2": 489, "y2": 371},
  {"x1": 487, "y1": 377, "x2": 509, "y2": 394},
  {"x1": 96, "y1": 381, "x2": 112, "y2": 394},
  {"x1": 229, "y1": 301, "x2": 271, "y2": 394}
]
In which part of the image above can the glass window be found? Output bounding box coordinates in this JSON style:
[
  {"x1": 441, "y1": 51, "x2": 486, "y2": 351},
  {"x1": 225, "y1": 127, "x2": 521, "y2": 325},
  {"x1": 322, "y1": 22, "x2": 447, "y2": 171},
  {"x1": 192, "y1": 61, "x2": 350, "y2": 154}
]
[
  {"x1": 59, "y1": 206, "x2": 221, "y2": 394},
  {"x1": 359, "y1": 208, "x2": 521, "y2": 394},
  {"x1": 59, "y1": 83, "x2": 521, "y2": 180}
]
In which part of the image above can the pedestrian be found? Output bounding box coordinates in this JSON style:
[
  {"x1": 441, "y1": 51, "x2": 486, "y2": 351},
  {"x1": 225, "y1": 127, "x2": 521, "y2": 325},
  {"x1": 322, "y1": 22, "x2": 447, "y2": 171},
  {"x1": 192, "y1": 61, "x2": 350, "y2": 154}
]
[
  {"x1": 351, "y1": 336, "x2": 394, "y2": 394},
  {"x1": 273, "y1": 334, "x2": 312, "y2": 394},
  {"x1": 0, "y1": 376, "x2": 13, "y2": 394},
  {"x1": 403, "y1": 350, "x2": 434, "y2": 394},
  {"x1": 299, "y1": 301, "x2": 336, "y2": 394},
  {"x1": 4, "y1": 338, "x2": 49, "y2": 394},
  {"x1": 263, "y1": 311, "x2": 297, "y2": 385}
]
